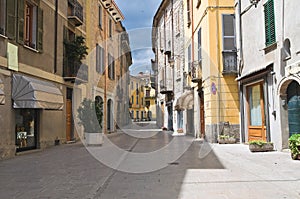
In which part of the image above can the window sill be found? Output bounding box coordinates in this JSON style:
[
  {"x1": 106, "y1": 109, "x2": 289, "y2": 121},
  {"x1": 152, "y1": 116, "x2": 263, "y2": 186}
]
[
  {"x1": 23, "y1": 45, "x2": 39, "y2": 53},
  {"x1": 0, "y1": 34, "x2": 7, "y2": 39},
  {"x1": 262, "y1": 42, "x2": 277, "y2": 54}
]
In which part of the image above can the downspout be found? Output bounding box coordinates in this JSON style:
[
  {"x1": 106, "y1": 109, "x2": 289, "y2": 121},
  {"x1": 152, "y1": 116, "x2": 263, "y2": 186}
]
[
  {"x1": 238, "y1": 0, "x2": 245, "y2": 142},
  {"x1": 54, "y1": 0, "x2": 58, "y2": 74},
  {"x1": 216, "y1": 0, "x2": 221, "y2": 141}
]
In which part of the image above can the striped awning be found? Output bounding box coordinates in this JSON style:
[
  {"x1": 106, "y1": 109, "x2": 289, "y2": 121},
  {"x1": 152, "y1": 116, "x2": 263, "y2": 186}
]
[
  {"x1": 175, "y1": 90, "x2": 194, "y2": 110},
  {"x1": 12, "y1": 74, "x2": 64, "y2": 110}
]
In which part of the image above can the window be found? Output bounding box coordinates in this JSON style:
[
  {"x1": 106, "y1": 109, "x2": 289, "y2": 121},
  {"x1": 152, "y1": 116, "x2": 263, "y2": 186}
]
[
  {"x1": 96, "y1": 44, "x2": 105, "y2": 74},
  {"x1": 108, "y1": 53, "x2": 115, "y2": 80},
  {"x1": 131, "y1": 96, "x2": 134, "y2": 104},
  {"x1": 187, "y1": 0, "x2": 191, "y2": 27},
  {"x1": 145, "y1": 101, "x2": 150, "y2": 107},
  {"x1": 198, "y1": 28, "x2": 202, "y2": 64},
  {"x1": 131, "y1": 81, "x2": 133, "y2": 90},
  {"x1": 109, "y1": 18, "x2": 112, "y2": 38},
  {"x1": 222, "y1": 14, "x2": 235, "y2": 51},
  {"x1": 0, "y1": 0, "x2": 6, "y2": 35},
  {"x1": 136, "y1": 111, "x2": 139, "y2": 119},
  {"x1": 4, "y1": 0, "x2": 43, "y2": 50},
  {"x1": 146, "y1": 90, "x2": 150, "y2": 97},
  {"x1": 141, "y1": 98, "x2": 144, "y2": 106},
  {"x1": 24, "y1": 1, "x2": 43, "y2": 50},
  {"x1": 136, "y1": 95, "x2": 139, "y2": 105},
  {"x1": 264, "y1": 0, "x2": 275, "y2": 46},
  {"x1": 188, "y1": 44, "x2": 192, "y2": 72},
  {"x1": 98, "y1": 5, "x2": 102, "y2": 29}
]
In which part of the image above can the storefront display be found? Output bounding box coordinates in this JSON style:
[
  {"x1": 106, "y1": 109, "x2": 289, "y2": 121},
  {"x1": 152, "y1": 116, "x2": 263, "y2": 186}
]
[{"x1": 15, "y1": 109, "x2": 37, "y2": 152}]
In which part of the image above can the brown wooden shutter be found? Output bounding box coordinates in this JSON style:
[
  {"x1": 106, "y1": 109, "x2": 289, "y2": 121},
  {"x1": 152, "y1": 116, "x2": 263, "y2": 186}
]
[
  {"x1": 17, "y1": 0, "x2": 24, "y2": 44},
  {"x1": 37, "y1": 7, "x2": 43, "y2": 52},
  {"x1": 6, "y1": 0, "x2": 17, "y2": 40}
]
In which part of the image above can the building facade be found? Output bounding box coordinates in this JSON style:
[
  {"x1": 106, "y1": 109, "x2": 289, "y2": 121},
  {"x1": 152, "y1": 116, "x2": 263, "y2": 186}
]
[
  {"x1": 236, "y1": 0, "x2": 300, "y2": 150},
  {"x1": 184, "y1": 0, "x2": 240, "y2": 141},
  {"x1": 152, "y1": 0, "x2": 186, "y2": 134},
  {"x1": 0, "y1": 0, "x2": 131, "y2": 159}
]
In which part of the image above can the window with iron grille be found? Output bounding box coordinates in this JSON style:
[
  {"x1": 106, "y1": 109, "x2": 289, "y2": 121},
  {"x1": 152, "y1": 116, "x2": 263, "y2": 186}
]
[{"x1": 264, "y1": 0, "x2": 275, "y2": 46}]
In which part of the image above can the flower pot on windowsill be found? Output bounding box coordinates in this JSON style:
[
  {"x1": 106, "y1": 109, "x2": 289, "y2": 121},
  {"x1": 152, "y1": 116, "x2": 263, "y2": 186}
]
[{"x1": 249, "y1": 140, "x2": 274, "y2": 152}]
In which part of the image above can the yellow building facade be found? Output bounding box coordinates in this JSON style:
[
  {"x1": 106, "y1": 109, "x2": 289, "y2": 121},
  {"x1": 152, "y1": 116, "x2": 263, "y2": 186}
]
[{"x1": 184, "y1": 0, "x2": 240, "y2": 141}]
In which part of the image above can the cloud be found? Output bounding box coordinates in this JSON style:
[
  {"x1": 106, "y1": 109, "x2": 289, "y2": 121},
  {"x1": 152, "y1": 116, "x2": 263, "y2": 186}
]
[{"x1": 130, "y1": 48, "x2": 154, "y2": 75}]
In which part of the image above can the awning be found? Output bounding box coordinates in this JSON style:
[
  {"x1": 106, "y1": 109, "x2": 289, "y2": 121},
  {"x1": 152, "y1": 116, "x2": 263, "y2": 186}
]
[
  {"x1": 12, "y1": 74, "x2": 64, "y2": 110},
  {"x1": 236, "y1": 63, "x2": 273, "y2": 81},
  {"x1": 175, "y1": 90, "x2": 194, "y2": 110},
  {"x1": 0, "y1": 78, "x2": 4, "y2": 105}
]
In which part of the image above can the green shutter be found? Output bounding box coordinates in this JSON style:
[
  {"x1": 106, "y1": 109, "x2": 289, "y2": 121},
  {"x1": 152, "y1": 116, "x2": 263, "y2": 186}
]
[
  {"x1": 17, "y1": 0, "x2": 24, "y2": 44},
  {"x1": 6, "y1": 0, "x2": 17, "y2": 40},
  {"x1": 37, "y1": 7, "x2": 43, "y2": 52},
  {"x1": 264, "y1": 0, "x2": 275, "y2": 46}
]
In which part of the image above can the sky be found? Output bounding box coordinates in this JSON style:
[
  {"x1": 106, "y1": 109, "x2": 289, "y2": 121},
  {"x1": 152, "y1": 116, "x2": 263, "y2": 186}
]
[{"x1": 114, "y1": 0, "x2": 162, "y2": 75}]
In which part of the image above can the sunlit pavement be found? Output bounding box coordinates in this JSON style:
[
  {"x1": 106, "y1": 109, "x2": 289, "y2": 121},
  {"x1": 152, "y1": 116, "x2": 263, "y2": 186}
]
[{"x1": 0, "y1": 124, "x2": 299, "y2": 199}]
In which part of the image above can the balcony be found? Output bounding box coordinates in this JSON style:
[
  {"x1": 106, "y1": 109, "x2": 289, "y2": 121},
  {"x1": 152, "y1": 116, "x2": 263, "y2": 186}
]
[
  {"x1": 160, "y1": 79, "x2": 173, "y2": 94},
  {"x1": 67, "y1": 0, "x2": 83, "y2": 26},
  {"x1": 191, "y1": 61, "x2": 202, "y2": 82},
  {"x1": 63, "y1": 59, "x2": 88, "y2": 83},
  {"x1": 222, "y1": 51, "x2": 238, "y2": 75}
]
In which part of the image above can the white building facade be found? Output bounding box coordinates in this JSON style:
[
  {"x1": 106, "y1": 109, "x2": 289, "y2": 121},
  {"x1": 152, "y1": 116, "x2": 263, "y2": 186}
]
[{"x1": 236, "y1": 0, "x2": 300, "y2": 150}]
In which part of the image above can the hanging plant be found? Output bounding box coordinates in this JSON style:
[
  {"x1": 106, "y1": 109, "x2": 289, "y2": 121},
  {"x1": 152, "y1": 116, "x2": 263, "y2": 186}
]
[{"x1": 64, "y1": 36, "x2": 88, "y2": 63}]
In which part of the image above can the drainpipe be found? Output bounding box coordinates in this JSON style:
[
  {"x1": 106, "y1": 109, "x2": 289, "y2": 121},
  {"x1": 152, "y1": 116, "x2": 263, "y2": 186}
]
[
  {"x1": 238, "y1": 0, "x2": 245, "y2": 142},
  {"x1": 54, "y1": 0, "x2": 58, "y2": 74},
  {"x1": 216, "y1": 0, "x2": 221, "y2": 142}
]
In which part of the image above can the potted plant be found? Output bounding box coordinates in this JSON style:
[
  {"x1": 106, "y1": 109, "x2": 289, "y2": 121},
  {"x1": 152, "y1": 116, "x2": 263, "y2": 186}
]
[
  {"x1": 249, "y1": 140, "x2": 274, "y2": 152},
  {"x1": 288, "y1": 134, "x2": 300, "y2": 160},
  {"x1": 77, "y1": 98, "x2": 103, "y2": 146},
  {"x1": 218, "y1": 135, "x2": 236, "y2": 144},
  {"x1": 177, "y1": 128, "x2": 183, "y2": 133}
]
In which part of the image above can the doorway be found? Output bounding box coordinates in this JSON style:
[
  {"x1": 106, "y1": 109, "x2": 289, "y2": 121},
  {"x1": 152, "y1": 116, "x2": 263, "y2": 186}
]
[
  {"x1": 66, "y1": 88, "x2": 74, "y2": 141},
  {"x1": 287, "y1": 81, "x2": 300, "y2": 137},
  {"x1": 246, "y1": 83, "x2": 266, "y2": 141}
]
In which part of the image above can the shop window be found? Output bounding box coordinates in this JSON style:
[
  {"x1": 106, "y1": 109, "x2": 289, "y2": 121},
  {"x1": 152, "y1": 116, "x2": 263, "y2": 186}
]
[{"x1": 15, "y1": 109, "x2": 37, "y2": 152}]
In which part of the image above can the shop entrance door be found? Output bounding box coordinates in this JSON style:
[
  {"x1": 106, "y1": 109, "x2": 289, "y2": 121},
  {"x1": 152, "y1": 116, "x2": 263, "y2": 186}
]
[{"x1": 247, "y1": 83, "x2": 266, "y2": 141}]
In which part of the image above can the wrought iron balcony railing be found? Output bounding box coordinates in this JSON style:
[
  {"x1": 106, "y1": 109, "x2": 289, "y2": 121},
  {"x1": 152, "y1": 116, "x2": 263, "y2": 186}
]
[
  {"x1": 68, "y1": 0, "x2": 83, "y2": 26},
  {"x1": 191, "y1": 61, "x2": 202, "y2": 82},
  {"x1": 222, "y1": 51, "x2": 238, "y2": 75},
  {"x1": 160, "y1": 79, "x2": 173, "y2": 94},
  {"x1": 63, "y1": 58, "x2": 88, "y2": 83}
]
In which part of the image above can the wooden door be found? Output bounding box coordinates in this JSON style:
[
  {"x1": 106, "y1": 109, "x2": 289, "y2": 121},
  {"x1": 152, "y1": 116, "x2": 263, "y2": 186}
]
[
  {"x1": 66, "y1": 99, "x2": 72, "y2": 141},
  {"x1": 200, "y1": 97, "x2": 205, "y2": 137},
  {"x1": 247, "y1": 83, "x2": 266, "y2": 141}
]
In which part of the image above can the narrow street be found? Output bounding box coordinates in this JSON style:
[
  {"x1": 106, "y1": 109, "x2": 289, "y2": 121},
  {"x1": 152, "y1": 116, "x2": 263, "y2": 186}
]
[{"x1": 0, "y1": 122, "x2": 299, "y2": 199}]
